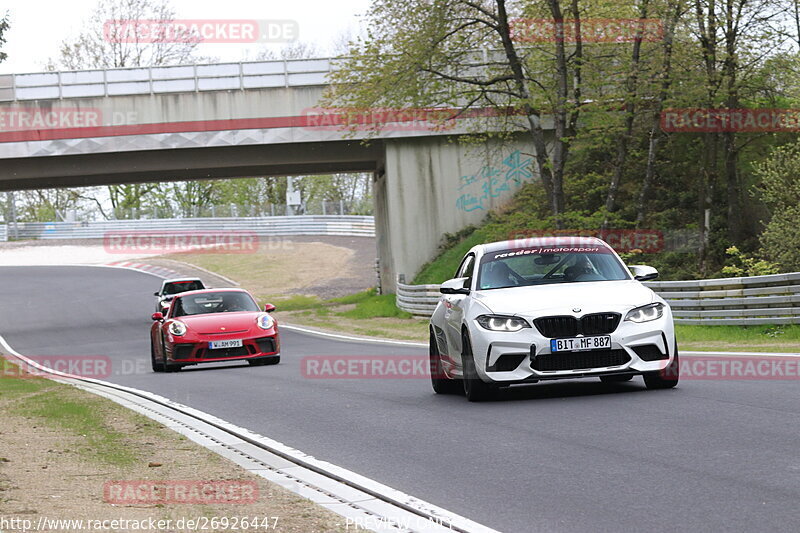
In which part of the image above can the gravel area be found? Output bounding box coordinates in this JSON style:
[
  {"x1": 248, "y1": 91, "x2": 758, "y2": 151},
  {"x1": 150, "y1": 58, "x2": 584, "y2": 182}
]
[{"x1": 0, "y1": 236, "x2": 379, "y2": 299}]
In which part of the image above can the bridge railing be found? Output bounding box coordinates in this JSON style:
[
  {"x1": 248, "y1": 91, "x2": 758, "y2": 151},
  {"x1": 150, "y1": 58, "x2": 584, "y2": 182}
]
[
  {"x1": 6, "y1": 215, "x2": 375, "y2": 240},
  {"x1": 0, "y1": 58, "x2": 338, "y2": 101},
  {"x1": 396, "y1": 273, "x2": 800, "y2": 325}
]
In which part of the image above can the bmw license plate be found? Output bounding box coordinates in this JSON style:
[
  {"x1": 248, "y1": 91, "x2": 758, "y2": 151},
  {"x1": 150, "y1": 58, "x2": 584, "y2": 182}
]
[
  {"x1": 209, "y1": 339, "x2": 243, "y2": 350},
  {"x1": 551, "y1": 335, "x2": 611, "y2": 352}
]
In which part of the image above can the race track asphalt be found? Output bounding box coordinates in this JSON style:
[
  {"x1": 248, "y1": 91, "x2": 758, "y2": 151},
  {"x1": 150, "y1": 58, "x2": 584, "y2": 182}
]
[{"x1": 1, "y1": 265, "x2": 799, "y2": 532}]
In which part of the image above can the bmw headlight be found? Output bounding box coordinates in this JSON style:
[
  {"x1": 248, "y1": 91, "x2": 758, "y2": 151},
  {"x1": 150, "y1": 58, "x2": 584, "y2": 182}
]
[
  {"x1": 476, "y1": 315, "x2": 530, "y2": 332},
  {"x1": 168, "y1": 320, "x2": 187, "y2": 336},
  {"x1": 160, "y1": 299, "x2": 171, "y2": 309},
  {"x1": 625, "y1": 303, "x2": 664, "y2": 323},
  {"x1": 257, "y1": 313, "x2": 275, "y2": 330}
]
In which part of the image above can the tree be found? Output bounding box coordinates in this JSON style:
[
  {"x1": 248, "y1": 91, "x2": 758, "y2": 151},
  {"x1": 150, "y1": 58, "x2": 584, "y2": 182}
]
[
  {"x1": 326, "y1": 0, "x2": 595, "y2": 222},
  {"x1": 109, "y1": 183, "x2": 162, "y2": 218},
  {"x1": 0, "y1": 11, "x2": 9, "y2": 64},
  {"x1": 754, "y1": 139, "x2": 800, "y2": 270},
  {"x1": 691, "y1": 0, "x2": 789, "y2": 268},
  {"x1": 53, "y1": 0, "x2": 201, "y2": 69},
  {"x1": 51, "y1": 0, "x2": 205, "y2": 218}
]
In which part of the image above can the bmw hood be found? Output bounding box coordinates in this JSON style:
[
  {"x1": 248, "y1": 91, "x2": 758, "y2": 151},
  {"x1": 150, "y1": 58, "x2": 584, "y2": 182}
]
[{"x1": 471, "y1": 280, "x2": 657, "y2": 317}]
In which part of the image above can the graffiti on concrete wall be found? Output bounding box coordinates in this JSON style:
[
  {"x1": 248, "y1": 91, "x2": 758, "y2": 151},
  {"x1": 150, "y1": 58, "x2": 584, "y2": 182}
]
[{"x1": 455, "y1": 150, "x2": 534, "y2": 212}]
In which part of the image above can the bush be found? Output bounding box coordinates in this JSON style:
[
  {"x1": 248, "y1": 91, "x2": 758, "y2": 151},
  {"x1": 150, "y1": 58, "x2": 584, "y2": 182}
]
[{"x1": 721, "y1": 246, "x2": 780, "y2": 277}]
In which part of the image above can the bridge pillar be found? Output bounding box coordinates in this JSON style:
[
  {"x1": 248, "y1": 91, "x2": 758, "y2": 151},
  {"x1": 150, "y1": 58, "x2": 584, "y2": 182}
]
[{"x1": 377, "y1": 135, "x2": 540, "y2": 292}]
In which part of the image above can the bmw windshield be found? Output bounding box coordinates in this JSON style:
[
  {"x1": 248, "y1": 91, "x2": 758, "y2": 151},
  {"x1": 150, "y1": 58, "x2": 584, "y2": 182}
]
[{"x1": 477, "y1": 245, "x2": 630, "y2": 290}]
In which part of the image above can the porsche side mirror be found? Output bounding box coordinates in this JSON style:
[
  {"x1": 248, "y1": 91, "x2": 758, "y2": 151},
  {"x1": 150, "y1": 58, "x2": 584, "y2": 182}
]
[
  {"x1": 629, "y1": 265, "x2": 659, "y2": 282},
  {"x1": 264, "y1": 303, "x2": 276, "y2": 313},
  {"x1": 154, "y1": 291, "x2": 160, "y2": 297},
  {"x1": 440, "y1": 277, "x2": 470, "y2": 295},
  {"x1": 151, "y1": 312, "x2": 164, "y2": 321}
]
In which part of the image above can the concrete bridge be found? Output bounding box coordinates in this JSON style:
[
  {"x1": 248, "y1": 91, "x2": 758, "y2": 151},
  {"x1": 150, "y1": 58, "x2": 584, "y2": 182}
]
[{"x1": 0, "y1": 58, "x2": 550, "y2": 290}]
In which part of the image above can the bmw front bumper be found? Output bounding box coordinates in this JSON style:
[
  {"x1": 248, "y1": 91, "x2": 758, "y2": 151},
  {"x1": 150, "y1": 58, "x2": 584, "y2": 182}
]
[{"x1": 468, "y1": 312, "x2": 676, "y2": 384}]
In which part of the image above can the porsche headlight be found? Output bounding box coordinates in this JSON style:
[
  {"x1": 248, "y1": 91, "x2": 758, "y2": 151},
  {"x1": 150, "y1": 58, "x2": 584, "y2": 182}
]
[
  {"x1": 476, "y1": 315, "x2": 530, "y2": 332},
  {"x1": 168, "y1": 320, "x2": 187, "y2": 336},
  {"x1": 625, "y1": 303, "x2": 664, "y2": 323},
  {"x1": 257, "y1": 313, "x2": 275, "y2": 330}
]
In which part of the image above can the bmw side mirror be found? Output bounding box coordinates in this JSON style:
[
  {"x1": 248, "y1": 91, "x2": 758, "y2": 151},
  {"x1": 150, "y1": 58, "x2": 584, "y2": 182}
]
[
  {"x1": 629, "y1": 265, "x2": 659, "y2": 282},
  {"x1": 440, "y1": 277, "x2": 470, "y2": 295},
  {"x1": 264, "y1": 303, "x2": 276, "y2": 313},
  {"x1": 154, "y1": 291, "x2": 160, "y2": 296},
  {"x1": 151, "y1": 312, "x2": 164, "y2": 321}
]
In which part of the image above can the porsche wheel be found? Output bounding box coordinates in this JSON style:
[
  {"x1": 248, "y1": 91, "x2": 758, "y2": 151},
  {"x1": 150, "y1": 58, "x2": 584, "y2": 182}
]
[{"x1": 151, "y1": 340, "x2": 164, "y2": 373}]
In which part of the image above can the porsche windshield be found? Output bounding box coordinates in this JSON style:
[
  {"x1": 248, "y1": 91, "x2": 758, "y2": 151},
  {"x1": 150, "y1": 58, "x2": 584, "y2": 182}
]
[
  {"x1": 172, "y1": 292, "x2": 260, "y2": 316},
  {"x1": 477, "y1": 246, "x2": 630, "y2": 290}
]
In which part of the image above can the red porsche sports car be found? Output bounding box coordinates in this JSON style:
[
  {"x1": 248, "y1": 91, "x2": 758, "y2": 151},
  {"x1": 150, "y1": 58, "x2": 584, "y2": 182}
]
[{"x1": 150, "y1": 288, "x2": 279, "y2": 372}]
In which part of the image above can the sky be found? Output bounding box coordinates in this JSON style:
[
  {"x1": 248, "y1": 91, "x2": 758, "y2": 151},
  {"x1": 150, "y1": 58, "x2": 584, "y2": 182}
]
[{"x1": 0, "y1": 0, "x2": 373, "y2": 73}]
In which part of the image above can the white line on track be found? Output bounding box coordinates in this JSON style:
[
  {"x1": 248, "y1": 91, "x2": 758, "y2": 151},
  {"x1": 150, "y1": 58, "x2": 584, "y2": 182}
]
[{"x1": 0, "y1": 333, "x2": 499, "y2": 533}]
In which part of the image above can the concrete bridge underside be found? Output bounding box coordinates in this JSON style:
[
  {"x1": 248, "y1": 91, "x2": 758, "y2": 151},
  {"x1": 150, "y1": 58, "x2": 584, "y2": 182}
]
[
  {"x1": 0, "y1": 141, "x2": 382, "y2": 191},
  {"x1": 0, "y1": 62, "x2": 546, "y2": 290}
]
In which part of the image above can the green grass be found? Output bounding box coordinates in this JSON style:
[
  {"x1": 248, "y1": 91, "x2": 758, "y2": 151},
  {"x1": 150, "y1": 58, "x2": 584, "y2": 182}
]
[
  {"x1": 0, "y1": 359, "x2": 140, "y2": 466},
  {"x1": 272, "y1": 289, "x2": 412, "y2": 319},
  {"x1": 676, "y1": 324, "x2": 800, "y2": 352},
  {"x1": 338, "y1": 292, "x2": 412, "y2": 319},
  {"x1": 270, "y1": 294, "x2": 323, "y2": 311},
  {"x1": 414, "y1": 228, "x2": 493, "y2": 284},
  {"x1": 330, "y1": 288, "x2": 380, "y2": 305}
]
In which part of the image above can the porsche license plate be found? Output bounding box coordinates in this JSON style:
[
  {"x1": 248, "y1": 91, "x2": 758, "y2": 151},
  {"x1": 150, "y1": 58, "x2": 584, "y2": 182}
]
[
  {"x1": 550, "y1": 335, "x2": 611, "y2": 352},
  {"x1": 209, "y1": 339, "x2": 243, "y2": 350}
]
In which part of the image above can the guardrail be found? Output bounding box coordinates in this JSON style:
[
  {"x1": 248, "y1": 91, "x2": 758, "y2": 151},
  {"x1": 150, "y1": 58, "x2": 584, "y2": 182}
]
[
  {"x1": 0, "y1": 224, "x2": 6, "y2": 242},
  {"x1": 396, "y1": 273, "x2": 800, "y2": 325},
  {"x1": 0, "y1": 58, "x2": 338, "y2": 101},
  {"x1": 8, "y1": 215, "x2": 375, "y2": 240}
]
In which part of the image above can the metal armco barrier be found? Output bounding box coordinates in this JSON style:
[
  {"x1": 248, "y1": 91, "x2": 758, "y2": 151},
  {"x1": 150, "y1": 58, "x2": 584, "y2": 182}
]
[
  {"x1": 0, "y1": 224, "x2": 7, "y2": 242},
  {"x1": 396, "y1": 272, "x2": 800, "y2": 325},
  {"x1": 8, "y1": 215, "x2": 375, "y2": 240}
]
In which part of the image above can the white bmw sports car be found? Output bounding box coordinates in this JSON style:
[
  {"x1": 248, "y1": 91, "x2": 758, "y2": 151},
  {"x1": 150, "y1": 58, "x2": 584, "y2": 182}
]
[{"x1": 429, "y1": 237, "x2": 679, "y2": 401}]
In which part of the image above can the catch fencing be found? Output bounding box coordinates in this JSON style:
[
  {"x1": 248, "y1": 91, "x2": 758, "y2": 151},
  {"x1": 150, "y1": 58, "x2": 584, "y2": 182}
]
[
  {"x1": 6, "y1": 215, "x2": 375, "y2": 240},
  {"x1": 396, "y1": 273, "x2": 800, "y2": 326}
]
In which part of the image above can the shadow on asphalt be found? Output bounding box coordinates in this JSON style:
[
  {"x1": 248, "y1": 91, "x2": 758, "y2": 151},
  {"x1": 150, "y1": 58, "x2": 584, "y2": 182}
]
[{"x1": 431, "y1": 378, "x2": 672, "y2": 403}]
